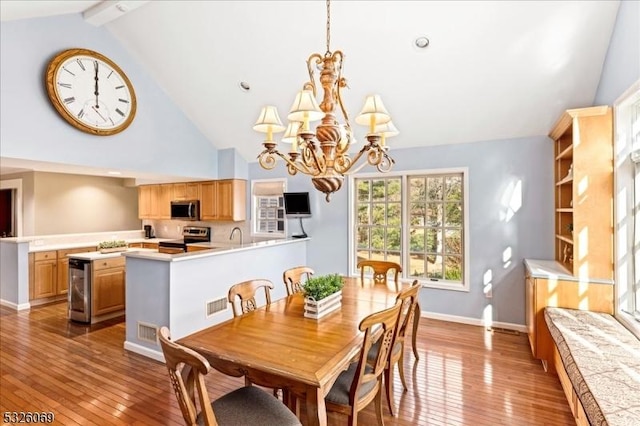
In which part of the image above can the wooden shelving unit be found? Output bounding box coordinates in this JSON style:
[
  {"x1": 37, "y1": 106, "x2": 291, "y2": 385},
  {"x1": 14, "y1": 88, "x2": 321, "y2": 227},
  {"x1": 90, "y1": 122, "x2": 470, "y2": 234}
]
[{"x1": 550, "y1": 106, "x2": 613, "y2": 280}]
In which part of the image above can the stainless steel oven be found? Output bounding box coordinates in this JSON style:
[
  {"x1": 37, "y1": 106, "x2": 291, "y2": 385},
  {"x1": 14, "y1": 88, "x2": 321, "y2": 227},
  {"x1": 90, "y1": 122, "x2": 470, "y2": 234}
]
[
  {"x1": 158, "y1": 226, "x2": 211, "y2": 253},
  {"x1": 68, "y1": 258, "x2": 91, "y2": 323}
]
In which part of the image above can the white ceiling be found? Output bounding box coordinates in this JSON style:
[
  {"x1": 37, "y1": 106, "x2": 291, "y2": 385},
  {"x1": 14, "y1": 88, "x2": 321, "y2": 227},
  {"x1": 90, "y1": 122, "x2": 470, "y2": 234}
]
[{"x1": 0, "y1": 0, "x2": 621, "y2": 179}]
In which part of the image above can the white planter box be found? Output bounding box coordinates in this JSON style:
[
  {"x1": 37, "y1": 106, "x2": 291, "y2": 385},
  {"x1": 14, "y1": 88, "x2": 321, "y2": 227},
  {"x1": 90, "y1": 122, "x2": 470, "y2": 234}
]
[{"x1": 304, "y1": 291, "x2": 342, "y2": 319}]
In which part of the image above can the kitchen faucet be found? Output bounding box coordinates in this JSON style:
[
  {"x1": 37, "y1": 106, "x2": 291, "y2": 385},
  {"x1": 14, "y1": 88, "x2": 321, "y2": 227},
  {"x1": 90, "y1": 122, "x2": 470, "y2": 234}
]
[{"x1": 230, "y1": 226, "x2": 243, "y2": 245}]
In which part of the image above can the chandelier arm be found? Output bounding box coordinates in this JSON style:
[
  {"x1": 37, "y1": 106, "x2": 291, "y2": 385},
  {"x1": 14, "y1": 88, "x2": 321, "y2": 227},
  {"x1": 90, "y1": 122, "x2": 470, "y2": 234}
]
[
  {"x1": 332, "y1": 50, "x2": 352, "y2": 129},
  {"x1": 333, "y1": 154, "x2": 353, "y2": 174},
  {"x1": 306, "y1": 53, "x2": 324, "y2": 97},
  {"x1": 271, "y1": 149, "x2": 319, "y2": 176},
  {"x1": 304, "y1": 143, "x2": 327, "y2": 174},
  {"x1": 376, "y1": 152, "x2": 395, "y2": 172}
]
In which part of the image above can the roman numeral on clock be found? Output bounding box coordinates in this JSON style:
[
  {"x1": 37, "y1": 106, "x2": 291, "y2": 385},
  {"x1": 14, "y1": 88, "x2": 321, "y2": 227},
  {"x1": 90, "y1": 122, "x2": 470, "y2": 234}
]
[
  {"x1": 78, "y1": 109, "x2": 85, "y2": 119},
  {"x1": 58, "y1": 82, "x2": 72, "y2": 89},
  {"x1": 115, "y1": 108, "x2": 125, "y2": 117},
  {"x1": 63, "y1": 97, "x2": 75, "y2": 104},
  {"x1": 118, "y1": 98, "x2": 129, "y2": 103},
  {"x1": 76, "y1": 59, "x2": 85, "y2": 71}
]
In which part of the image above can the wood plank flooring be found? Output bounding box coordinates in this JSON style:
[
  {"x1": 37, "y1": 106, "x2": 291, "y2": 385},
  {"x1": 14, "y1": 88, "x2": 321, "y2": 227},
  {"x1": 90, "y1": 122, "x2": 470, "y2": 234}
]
[{"x1": 0, "y1": 302, "x2": 574, "y2": 425}]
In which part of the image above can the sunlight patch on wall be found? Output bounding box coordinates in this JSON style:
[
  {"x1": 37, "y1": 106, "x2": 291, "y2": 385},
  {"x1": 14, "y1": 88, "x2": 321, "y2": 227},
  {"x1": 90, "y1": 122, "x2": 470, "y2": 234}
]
[
  {"x1": 499, "y1": 179, "x2": 522, "y2": 222},
  {"x1": 483, "y1": 269, "x2": 493, "y2": 299},
  {"x1": 503, "y1": 246, "x2": 512, "y2": 269}
]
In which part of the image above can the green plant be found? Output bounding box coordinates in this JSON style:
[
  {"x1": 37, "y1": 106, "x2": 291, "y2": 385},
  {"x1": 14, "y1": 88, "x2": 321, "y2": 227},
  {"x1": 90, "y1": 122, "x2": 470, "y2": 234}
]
[
  {"x1": 566, "y1": 223, "x2": 573, "y2": 233},
  {"x1": 98, "y1": 240, "x2": 127, "y2": 249},
  {"x1": 303, "y1": 274, "x2": 343, "y2": 301}
]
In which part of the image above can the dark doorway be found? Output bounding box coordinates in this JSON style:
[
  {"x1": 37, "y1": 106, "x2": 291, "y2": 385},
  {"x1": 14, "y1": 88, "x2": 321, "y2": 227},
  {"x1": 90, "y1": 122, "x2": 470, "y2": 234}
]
[{"x1": 0, "y1": 189, "x2": 15, "y2": 237}]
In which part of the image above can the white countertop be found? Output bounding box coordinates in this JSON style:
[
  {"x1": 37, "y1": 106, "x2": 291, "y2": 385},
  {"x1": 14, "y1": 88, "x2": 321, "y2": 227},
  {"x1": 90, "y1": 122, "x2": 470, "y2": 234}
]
[
  {"x1": 68, "y1": 248, "x2": 160, "y2": 261},
  {"x1": 125, "y1": 237, "x2": 310, "y2": 262},
  {"x1": 523, "y1": 259, "x2": 614, "y2": 285}
]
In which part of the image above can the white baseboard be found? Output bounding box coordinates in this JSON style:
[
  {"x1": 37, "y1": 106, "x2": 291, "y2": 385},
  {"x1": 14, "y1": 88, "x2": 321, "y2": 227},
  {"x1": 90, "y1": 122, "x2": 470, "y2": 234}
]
[
  {"x1": 0, "y1": 299, "x2": 30, "y2": 311},
  {"x1": 420, "y1": 310, "x2": 527, "y2": 333},
  {"x1": 123, "y1": 340, "x2": 165, "y2": 362}
]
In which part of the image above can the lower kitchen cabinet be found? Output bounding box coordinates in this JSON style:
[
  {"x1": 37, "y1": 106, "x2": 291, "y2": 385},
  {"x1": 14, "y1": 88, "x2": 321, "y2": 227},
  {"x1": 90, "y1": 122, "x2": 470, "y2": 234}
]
[
  {"x1": 92, "y1": 256, "x2": 126, "y2": 316},
  {"x1": 30, "y1": 246, "x2": 96, "y2": 302}
]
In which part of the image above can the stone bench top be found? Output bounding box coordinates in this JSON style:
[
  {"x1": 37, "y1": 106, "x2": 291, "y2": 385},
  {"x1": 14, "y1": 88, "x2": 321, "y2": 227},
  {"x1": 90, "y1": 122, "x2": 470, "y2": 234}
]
[{"x1": 544, "y1": 307, "x2": 640, "y2": 426}]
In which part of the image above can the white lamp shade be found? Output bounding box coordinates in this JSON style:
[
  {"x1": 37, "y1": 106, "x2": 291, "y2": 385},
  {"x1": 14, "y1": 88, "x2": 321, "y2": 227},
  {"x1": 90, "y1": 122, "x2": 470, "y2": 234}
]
[
  {"x1": 374, "y1": 121, "x2": 399, "y2": 138},
  {"x1": 253, "y1": 106, "x2": 286, "y2": 133},
  {"x1": 281, "y1": 121, "x2": 301, "y2": 143},
  {"x1": 287, "y1": 90, "x2": 324, "y2": 122},
  {"x1": 355, "y1": 94, "x2": 391, "y2": 127}
]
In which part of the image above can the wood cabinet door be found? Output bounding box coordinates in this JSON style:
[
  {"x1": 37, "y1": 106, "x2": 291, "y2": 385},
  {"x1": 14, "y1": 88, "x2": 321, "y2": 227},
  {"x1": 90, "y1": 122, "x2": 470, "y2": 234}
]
[
  {"x1": 199, "y1": 181, "x2": 217, "y2": 220},
  {"x1": 92, "y1": 267, "x2": 125, "y2": 316},
  {"x1": 33, "y1": 259, "x2": 57, "y2": 299},
  {"x1": 138, "y1": 186, "x2": 152, "y2": 219},
  {"x1": 151, "y1": 184, "x2": 173, "y2": 220},
  {"x1": 142, "y1": 242, "x2": 158, "y2": 249},
  {"x1": 57, "y1": 257, "x2": 70, "y2": 295},
  {"x1": 173, "y1": 183, "x2": 200, "y2": 201},
  {"x1": 525, "y1": 275, "x2": 536, "y2": 356},
  {"x1": 216, "y1": 179, "x2": 246, "y2": 221}
]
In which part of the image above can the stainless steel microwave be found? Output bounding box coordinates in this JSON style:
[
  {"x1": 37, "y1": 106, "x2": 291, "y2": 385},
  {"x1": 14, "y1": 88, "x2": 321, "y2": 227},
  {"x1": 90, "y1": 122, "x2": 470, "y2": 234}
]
[{"x1": 170, "y1": 200, "x2": 200, "y2": 221}]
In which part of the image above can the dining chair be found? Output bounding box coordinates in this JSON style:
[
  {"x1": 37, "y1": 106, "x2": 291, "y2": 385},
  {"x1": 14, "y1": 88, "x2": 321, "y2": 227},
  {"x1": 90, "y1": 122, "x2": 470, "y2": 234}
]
[
  {"x1": 357, "y1": 260, "x2": 402, "y2": 287},
  {"x1": 158, "y1": 327, "x2": 301, "y2": 426},
  {"x1": 368, "y1": 280, "x2": 421, "y2": 416},
  {"x1": 227, "y1": 279, "x2": 274, "y2": 317},
  {"x1": 282, "y1": 266, "x2": 315, "y2": 296},
  {"x1": 324, "y1": 300, "x2": 402, "y2": 426}
]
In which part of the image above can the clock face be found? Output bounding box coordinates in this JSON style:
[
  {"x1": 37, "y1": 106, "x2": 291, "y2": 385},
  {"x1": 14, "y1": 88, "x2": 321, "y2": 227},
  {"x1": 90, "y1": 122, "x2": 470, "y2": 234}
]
[{"x1": 45, "y1": 49, "x2": 137, "y2": 136}]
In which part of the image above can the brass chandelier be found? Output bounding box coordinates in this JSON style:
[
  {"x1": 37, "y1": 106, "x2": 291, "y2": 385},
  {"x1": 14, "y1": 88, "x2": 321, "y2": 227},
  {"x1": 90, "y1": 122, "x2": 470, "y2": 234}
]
[{"x1": 254, "y1": 0, "x2": 397, "y2": 202}]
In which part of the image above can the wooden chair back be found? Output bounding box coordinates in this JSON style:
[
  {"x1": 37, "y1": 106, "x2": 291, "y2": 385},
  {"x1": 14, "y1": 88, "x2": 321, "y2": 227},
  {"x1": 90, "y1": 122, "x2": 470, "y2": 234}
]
[
  {"x1": 357, "y1": 260, "x2": 402, "y2": 286},
  {"x1": 394, "y1": 280, "x2": 421, "y2": 348},
  {"x1": 228, "y1": 279, "x2": 274, "y2": 317},
  {"x1": 325, "y1": 300, "x2": 402, "y2": 425},
  {"x1": 158, "y1": 326, "x2": 218, "y2": 426},
  {"x1": 282, "y1": 266, "x2": 314, "y2": 296}
]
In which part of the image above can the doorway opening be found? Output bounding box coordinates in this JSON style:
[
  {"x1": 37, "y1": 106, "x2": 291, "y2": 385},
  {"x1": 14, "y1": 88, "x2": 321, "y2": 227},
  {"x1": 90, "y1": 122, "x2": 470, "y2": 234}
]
[{"x1": 0, "y1": 188, "x2": 16, "y2": 237}]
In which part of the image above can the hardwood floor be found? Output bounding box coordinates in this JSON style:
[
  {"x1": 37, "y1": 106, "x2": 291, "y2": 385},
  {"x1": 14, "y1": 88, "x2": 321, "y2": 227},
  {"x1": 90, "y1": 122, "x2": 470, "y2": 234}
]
[{"x1": 0, "y1": 302, "x2": 573, "y2": 425}]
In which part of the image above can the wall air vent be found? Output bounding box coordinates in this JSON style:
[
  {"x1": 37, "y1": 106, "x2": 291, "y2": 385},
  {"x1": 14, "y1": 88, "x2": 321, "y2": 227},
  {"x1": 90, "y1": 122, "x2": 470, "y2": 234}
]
[
  {"x1": 138, "y1": 322, "x2": 159, "y2": 344},
  {"x1": 206, "y1": 297, "x2": 228, "y2": 317}
]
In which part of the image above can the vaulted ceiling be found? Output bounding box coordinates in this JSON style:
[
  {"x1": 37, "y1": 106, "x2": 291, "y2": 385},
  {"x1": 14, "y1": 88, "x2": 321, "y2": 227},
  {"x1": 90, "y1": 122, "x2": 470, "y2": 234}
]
[{"x1": 0, "y1": 0, "x2": 621, "y2": 173}]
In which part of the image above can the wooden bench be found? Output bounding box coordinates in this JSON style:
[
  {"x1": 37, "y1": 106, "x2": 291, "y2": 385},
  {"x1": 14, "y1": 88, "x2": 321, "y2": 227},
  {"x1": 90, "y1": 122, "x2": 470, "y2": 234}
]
[{"x1": 544, "y1": 307, "x2": 640, "y2": 426}]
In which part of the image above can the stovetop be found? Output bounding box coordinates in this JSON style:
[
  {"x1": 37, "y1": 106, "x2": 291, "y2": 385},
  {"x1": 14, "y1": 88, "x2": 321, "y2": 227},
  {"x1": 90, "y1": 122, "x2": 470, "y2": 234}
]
[{"x1": 159, "y1": 226, "x2": 211, "y2": 247}]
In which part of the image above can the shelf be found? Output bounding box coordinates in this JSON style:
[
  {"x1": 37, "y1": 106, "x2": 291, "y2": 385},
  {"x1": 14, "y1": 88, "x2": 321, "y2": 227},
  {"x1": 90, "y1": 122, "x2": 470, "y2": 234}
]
[
  {"x1": 556, "y1": 208, "x2": 574, "y2": 213},
  {"x1": 555, "y1": 144, "x2": 573, "y2": 160},
  {"x1": 556, "y1": 234, "x2": 573, "y2": 244},
  {"x1": 556, "y1": 176, "x2": 573, "y2": 186}
]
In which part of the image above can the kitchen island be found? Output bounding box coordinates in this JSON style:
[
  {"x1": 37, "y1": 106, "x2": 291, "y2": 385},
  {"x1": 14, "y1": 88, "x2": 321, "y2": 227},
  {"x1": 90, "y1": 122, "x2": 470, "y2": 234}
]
[{"x1": 122, "y1": 237, "x2": 309, "y2": 361}]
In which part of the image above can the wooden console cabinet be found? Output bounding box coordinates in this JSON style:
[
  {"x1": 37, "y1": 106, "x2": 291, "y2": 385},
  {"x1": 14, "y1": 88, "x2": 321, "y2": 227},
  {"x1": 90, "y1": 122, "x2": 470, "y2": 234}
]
[{"x1": 525, "y1": 260, "x2": 614, "y2": 367}]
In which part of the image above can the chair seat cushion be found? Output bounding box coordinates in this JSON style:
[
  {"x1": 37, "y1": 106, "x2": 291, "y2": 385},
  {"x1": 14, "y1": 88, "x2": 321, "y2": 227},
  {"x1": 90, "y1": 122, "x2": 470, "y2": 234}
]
[
  {"x1": 198, "y1": 386, "x2": 300, "y2": 426},
  {"x1": 325, "y1": 363, "x2": 377, "y2": 406}
]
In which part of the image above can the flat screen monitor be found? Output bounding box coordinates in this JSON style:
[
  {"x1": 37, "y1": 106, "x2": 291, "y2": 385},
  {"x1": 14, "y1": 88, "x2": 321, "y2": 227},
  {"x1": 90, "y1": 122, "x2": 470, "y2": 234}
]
[{"x1": 283, "y1": 192, "x2": 312, "y2": 218}]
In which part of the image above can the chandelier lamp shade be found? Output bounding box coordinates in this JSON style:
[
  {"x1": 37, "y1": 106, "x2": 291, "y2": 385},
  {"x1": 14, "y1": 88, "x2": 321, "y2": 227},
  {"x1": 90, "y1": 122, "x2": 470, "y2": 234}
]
[{"x1": 254, "y1": 0, "x2": 396, "y2": 202}]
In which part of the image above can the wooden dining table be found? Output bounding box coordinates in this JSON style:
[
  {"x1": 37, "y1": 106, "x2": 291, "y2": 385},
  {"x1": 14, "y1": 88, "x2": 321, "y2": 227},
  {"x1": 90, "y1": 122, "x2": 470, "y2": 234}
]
[{"x1": 178, "y1": 276, "x2": 414, "y2": 426}]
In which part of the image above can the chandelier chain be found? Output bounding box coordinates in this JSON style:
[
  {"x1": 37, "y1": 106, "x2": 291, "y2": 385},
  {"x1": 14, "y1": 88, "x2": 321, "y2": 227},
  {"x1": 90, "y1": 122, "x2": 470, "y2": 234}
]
[{"x1": 325, "y1": 0, "x2": 331, "y2": 55}]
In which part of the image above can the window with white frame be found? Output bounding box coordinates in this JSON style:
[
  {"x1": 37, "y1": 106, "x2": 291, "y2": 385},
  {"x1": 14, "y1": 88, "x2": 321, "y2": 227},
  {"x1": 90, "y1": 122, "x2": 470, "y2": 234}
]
[
  {"x1": 251, "y1": 179, "x2": 286, "y2": 238},
  {"x1": 351, "y1": 169, "x2": 468, "y2": 290},
  {"x1": 615, "y1": 80, "x2": 640, "y2": 338}
]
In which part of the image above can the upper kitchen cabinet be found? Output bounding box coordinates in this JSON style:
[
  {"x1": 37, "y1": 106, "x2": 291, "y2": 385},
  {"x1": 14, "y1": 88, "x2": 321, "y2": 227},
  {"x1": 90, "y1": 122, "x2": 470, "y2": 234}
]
[
  {"x1": 139, "y1": 180, "x2": 246, "y2": 221},
  {"x1": 551, "y1": 106, "x2": 613, "y2": 281},
  {"x1": 173, "y1": 182, "x2": 200, "y2": 201},
  {"x1": 200, "y1": 179, "x2": 246, "y2": 221},
  {"x1": 138, "y1": 184, "x2": 173, "y2": 220}
]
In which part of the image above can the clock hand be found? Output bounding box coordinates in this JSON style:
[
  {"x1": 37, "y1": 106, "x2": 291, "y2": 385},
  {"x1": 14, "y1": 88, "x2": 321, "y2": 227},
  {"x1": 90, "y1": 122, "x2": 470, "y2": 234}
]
[
  {"x1": 94, "y1": 60, "x2": 99, "y2": 108},
  {"x1": 92, "y1": 105, "x2": 107, "y2": 122}
]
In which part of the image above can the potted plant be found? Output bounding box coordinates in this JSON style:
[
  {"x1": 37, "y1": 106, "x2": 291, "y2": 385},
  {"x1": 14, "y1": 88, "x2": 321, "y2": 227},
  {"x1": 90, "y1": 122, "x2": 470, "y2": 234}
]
[
  {"x1": 302, "y1": 273, "x2": 344, "y2": 319},
  {"x1": 98, "y1": 240, "x2": 128, "y2": 253}
]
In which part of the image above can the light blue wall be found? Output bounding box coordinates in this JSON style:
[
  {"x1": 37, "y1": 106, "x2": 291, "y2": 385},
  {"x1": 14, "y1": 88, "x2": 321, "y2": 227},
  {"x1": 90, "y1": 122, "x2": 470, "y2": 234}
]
[
  {"x1": 218, "y1": 148, "x2": 248, "y2": 180},
  {"x1": 594, "y1": 0, "x2": 640, "y2": 104},
  {"x1": 250, "y1": 136, "x2": 554, "y2": 326},
  {"x1": 0, "y1": 14, "x2": 218, "y2": 179}
]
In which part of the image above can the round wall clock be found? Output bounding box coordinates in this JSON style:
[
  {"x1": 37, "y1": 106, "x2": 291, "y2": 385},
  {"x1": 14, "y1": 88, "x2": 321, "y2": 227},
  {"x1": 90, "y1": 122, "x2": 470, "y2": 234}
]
[{"x1": 45, "y1": 48, "x2": 137, "y2": 136}]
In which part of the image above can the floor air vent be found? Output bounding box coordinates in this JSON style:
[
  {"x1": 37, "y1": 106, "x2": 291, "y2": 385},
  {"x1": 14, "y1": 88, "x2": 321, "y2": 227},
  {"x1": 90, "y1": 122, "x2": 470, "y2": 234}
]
[
  {"x1": 488, "y1": 327, "x2": 520, "y2": 336},
  {"x1": 206, "y1": 297, "x2": 228, "y2": 317},
  {"x1": 138, "y1": 322, "x2": 159, "y2": 344}
]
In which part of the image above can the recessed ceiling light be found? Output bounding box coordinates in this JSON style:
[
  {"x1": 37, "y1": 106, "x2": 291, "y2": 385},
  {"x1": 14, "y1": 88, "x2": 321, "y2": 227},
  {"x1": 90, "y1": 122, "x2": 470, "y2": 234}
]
[
  {"x1": 415, "y1": 36, "x2": 430, "y2": 49},
  {"x1": 239, "y1": 81, "x2": 250, "y2": 92}
]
